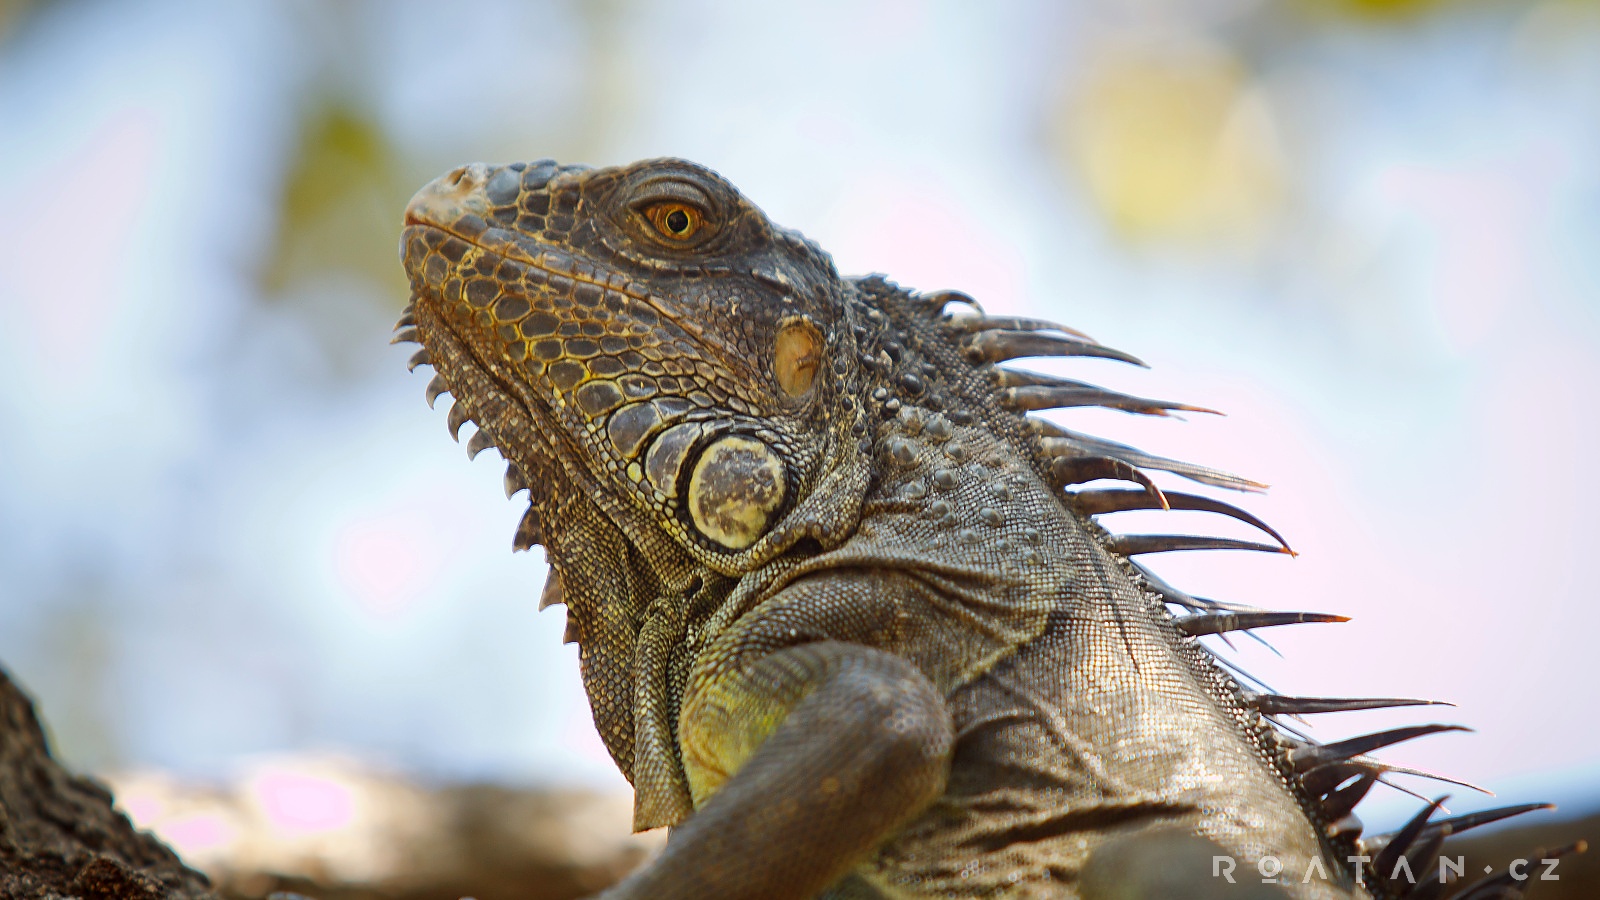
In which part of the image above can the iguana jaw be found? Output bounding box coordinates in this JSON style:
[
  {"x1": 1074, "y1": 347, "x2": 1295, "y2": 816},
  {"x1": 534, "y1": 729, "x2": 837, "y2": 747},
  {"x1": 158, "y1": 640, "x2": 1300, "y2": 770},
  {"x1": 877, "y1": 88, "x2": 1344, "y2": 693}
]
[
  {"x1": 398, "y1": 166, "x2": 691, "y2": 551},
  {"x1": 399, "y1": 160, "x2": 876, "y2": 576},
  {"x1": 399, "y1": 170, "x2": 649, "y2": 564},
  {"x1": 397, "y1": 227, "x2": 763, "y2": 578}
]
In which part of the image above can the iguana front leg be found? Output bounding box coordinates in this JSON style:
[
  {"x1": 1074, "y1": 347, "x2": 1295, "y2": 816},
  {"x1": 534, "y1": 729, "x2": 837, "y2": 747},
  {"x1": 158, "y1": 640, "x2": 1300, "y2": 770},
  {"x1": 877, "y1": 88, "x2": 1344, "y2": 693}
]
[{"x1": 598, "y1": 641, "x2": 953, "y2": 900}]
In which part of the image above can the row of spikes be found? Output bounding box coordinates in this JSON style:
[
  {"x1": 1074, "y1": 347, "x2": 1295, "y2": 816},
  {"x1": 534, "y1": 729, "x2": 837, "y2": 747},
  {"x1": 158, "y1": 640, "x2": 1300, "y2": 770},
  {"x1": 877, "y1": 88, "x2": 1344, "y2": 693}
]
[
  {"x1": 1352, "y1": 795, "x2": 1582, "y2": 899},
  {"x1": 393, "y1": 306, "x2": 501, "y2": 461},
  {"x1": 395, "y1": 298, "x2": 543, "y2": 548},
  {"x1": 938, "y1": 300, "x2": 1575, "y2": 895},
  {"x1": 401, "y1": 297, "x2": 1578, "y2": 890},
  {"x1": 394, "y1": 304, "x2": 577, "y2": 646}
]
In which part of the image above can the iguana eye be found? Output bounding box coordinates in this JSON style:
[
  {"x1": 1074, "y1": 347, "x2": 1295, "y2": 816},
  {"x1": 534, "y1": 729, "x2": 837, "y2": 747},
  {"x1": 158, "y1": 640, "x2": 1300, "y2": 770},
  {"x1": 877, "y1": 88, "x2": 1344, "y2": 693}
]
[
  {"x1": 687, "y1": 435, "x2": 786, "y2": 550},
  {"x1": 645, "y1": 202, "x2": 703, "y2": 241},
  {"x1": 774, "y1": 319, "x2": 822, "y2": 398}
]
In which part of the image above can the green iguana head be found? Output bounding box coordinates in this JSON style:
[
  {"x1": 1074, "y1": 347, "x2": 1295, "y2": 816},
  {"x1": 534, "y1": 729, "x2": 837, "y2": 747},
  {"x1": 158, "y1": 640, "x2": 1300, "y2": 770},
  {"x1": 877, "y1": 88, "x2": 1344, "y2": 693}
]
[{"x1": 398, "y1": 157, "x2": 874, "y2": 578}]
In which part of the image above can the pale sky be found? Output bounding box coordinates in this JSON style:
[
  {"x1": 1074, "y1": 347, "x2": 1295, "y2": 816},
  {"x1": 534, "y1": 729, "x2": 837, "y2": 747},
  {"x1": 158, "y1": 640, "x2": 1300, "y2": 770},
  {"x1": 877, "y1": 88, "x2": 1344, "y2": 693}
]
[{"x1": 1, "y1": 0, "x2": 1597, "y2": 836}]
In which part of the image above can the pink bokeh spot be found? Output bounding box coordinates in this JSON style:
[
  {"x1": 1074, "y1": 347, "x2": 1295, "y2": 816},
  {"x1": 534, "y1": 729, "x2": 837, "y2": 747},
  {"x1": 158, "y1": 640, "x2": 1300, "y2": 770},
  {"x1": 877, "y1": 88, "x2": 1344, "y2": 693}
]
[
  {"x1": 1375, "y1": 149, "x2": 1561, "y2": 354},
  {"x1": 333, "y1": 511, "x2": 433, "y2": 620},
  {"x1": 825, "y1": 171, "x2": 1027, "y2": 312},
  {"x1": 160, "y1": 812, "x2": 237, "y2": 853},
  {"x1": 253, "y1": 770, "x2": 357, "y2": 835},
  {"x1": 117, "y1": 791, "x2": 165, "y2": 827},
  {"x1": 0, "y1": 111, "x2": 158, "y2": 388}
]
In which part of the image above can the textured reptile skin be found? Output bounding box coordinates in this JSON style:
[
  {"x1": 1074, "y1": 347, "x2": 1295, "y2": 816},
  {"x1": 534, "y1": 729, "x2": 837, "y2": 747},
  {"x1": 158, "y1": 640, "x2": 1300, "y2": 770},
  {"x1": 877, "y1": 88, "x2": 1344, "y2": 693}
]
[{"x1": 395, "y1": 158, "x2": 1561, "y2": 900}]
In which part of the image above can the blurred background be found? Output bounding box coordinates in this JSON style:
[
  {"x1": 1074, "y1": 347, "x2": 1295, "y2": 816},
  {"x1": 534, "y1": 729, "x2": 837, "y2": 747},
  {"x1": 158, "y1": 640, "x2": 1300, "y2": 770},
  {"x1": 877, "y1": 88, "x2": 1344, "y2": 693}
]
[{"x1": 1, "y1": 0, "x2": 1597, "y2": 895}]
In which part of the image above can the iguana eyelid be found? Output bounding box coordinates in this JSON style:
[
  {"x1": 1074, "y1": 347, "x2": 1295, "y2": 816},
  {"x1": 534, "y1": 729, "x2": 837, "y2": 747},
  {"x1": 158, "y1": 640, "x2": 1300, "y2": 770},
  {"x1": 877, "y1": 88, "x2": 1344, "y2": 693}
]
[{"x1": 626, "y1": 177, "x2": 719, "y2": 245}]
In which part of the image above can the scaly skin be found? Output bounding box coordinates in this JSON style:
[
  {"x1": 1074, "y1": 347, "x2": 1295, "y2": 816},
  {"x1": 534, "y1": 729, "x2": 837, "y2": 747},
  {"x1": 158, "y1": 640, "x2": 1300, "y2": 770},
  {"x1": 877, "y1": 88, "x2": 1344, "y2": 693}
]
[{"x1": 395, "y1": 158, "x2": 1554, "y2": 899}]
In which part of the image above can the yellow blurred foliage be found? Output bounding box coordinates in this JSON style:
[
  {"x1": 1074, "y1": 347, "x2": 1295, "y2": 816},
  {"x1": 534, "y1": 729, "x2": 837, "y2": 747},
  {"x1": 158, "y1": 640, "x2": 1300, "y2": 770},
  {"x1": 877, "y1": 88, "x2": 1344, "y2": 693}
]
[
  {"x1": 1298, "y1": 0, "x2": 1452, "y2": 19},
  {"x1": 1057, "y1": 41, "x2": 1285, "y2": 244},
  {"x1": 261, "y1": 101, "x2": 412, "y2": 299},
  {"x1": 0, "y1": 0, "x2": 45, "y2": 41}
]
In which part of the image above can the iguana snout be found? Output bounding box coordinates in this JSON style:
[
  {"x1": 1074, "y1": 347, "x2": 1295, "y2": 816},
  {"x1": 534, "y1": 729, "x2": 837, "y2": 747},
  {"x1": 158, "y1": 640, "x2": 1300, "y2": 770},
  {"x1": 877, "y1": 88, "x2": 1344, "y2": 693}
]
[{"x1": 399, "y1": 158, "x2": 871, "y2": 575}]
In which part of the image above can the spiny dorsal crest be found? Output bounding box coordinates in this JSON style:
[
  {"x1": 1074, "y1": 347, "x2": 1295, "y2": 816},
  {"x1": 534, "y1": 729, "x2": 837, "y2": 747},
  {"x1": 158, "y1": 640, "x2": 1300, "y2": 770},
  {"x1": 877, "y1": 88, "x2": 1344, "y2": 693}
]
[{"x1": 867, "y1": 286, "x2": 1574, "y2": 897}]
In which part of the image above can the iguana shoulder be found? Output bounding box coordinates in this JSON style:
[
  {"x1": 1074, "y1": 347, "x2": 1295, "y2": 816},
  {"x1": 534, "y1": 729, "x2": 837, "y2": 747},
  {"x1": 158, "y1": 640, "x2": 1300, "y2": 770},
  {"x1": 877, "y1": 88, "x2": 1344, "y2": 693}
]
[{"x1": 396, "y1": 157, "x2": 1578, "y2": 899}]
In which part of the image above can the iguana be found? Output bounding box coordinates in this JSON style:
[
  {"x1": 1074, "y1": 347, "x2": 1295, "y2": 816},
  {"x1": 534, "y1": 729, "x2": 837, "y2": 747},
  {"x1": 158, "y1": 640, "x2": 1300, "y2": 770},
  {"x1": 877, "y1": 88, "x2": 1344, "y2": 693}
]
[{"x1": 394, "y1": 157, "x2": 1580, "y2": 899}]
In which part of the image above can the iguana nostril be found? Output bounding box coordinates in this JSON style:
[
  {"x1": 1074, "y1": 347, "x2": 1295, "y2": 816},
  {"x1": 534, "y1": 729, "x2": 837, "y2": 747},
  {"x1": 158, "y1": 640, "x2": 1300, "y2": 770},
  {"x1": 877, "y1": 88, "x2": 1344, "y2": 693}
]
[
  {"x1": 443, "y1": 163, "x2": 491, "y2": 191},
  {"x1": 404, "y1": 164, "x2": 491, "y2": 226}
]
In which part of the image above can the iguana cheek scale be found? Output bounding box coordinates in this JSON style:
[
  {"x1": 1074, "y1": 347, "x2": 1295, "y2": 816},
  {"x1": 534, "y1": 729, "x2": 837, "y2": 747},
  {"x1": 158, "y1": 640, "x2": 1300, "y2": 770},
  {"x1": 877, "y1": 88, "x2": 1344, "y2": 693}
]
[{"x1": 395, "y1": 158, "x2": 1575, "y2": 899}]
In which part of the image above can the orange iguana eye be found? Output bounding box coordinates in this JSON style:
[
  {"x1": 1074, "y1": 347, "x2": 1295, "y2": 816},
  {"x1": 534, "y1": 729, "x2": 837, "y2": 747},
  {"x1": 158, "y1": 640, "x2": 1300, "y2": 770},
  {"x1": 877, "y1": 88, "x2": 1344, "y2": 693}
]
[{"x1": 645, "y1": 202, "x2": 703, "y2": 241}]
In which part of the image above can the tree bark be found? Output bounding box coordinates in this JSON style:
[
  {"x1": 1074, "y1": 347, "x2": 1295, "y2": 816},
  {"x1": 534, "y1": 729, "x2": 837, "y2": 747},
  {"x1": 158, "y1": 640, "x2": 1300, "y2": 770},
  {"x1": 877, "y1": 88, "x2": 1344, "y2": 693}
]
[{"x1": 0, "y1": 666, "x2": 217, "y2": 900}]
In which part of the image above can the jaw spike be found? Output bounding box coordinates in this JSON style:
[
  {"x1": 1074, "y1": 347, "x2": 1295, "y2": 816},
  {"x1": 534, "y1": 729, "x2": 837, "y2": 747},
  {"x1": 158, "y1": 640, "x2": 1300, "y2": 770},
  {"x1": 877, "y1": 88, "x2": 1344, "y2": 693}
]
[
  {"x1": 919, "y1": 289, "x2": 985, "y2": 317},
  {"x1": 1247, "y1": 694, "x2": 1448, "y2": 716},
  {"x1": 1371, "y1": 796, "x2": 1449, "y2": 881},
  {"x1": 1105, "y1": 534, "x2": 1294, "y2": 557},
  {"x1": 426, "y1": 373, "x2": 450, "y2": 408},
  {"x1": 447, "y1": 403, "x2": 471, "y2": 441},
  {"x1": 1071, "y1": 489, "x2": 1290, "y2": 550},
  {"x1": 1320, "y1": 771, "x2": 1378, "y2": 822},
  {"x1": 407, "y1": 348, "x2": 432, "y2": 371},
  {"x1": 1030, "y1": 419, "x2": 1266, "y2": 492},
  {"x1": 1000, "y1": 383, "x2": 1220, "y2": 418},
  {"x1": 504, "y1": 464, "x2": 529, "y2": 499},
  {"x1": 1133, "y1": 561, "x2": 1278, "y2": 653},
  {"x1": 394, "y1": 311, "x2": 416, "y2": 328},
  {"x1": 1325, "y1": 812, "x2": 1362, "y2": 841},
  {"x1": 1131, "y1": 561, "x2": 1204, "y2": 611},
  {"x1": 1048, "y1": 456, "x2": 1167, "y2": 506},
  {"x1": 512, "y1": 506, "x2": 543, "y2": 551},
  {"x1": 390, "y1": 326, "x2": 419, "y2": 345},
  {"x1": 466, "y1": 428, "x2": 496, "y2": 460},
  {"x1": 1299, "y1": 758, "x2": 1491, "y2": 798},
  {"x1": 562, "y1": 612, "x2": 581, "y2": 645},
  {"x1": 1372, "y1": 764, "x2": 1490, "y2": 795},
  {"x1": 944, "y1": 315, "x2": 1095, "y2": 342},
  {"x1": 1398, "y1": 827, "x2": 1454, "y2": 891},
  {"x1": 539, "y1": 570, "x2": 565, "y2": 610},
  {"x1": 1299, "y1": 761, "x2": 1369, "y2": 798},
  {"x1": 1129, "y1": 560, "x2": 1255, "y2": 612},
  {"x1": 964, "y1": 329, "x2": 1147, "y2": 367},
  {"x1": 1409, "y1": 803, "x2": 1553, "y2": 848},
  {"x1": 1379, "y1": 776, "x2": 1446, "y2": 807},
  {"x1": 1174, "y1": 611, "x2": 1346, "y2": 637},
  {"x1": 992, "y1": 368, "x2": 1084, "y2": 389},
  {"x1": 1289, "y1": 725, "x2": 1469, "y2": 774}
]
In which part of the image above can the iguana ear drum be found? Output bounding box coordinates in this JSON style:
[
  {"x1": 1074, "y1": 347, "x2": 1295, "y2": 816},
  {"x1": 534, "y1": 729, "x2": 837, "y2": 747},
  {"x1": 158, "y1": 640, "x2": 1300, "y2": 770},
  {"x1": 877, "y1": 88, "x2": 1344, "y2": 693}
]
[
  {"x1": 774, "y1": 319, "x2": 822, "y2": 398},
  {"x1": 686, "y1": 435, "x2": 787, "y2": 550}
]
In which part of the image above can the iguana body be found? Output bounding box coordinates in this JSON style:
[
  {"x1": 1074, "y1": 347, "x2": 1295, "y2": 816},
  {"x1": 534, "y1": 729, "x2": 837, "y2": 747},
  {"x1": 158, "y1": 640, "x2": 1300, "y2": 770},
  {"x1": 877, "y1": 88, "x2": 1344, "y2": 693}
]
[{"x1": 395, "y1": 158, "x2": 1565, "y2": 899}]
